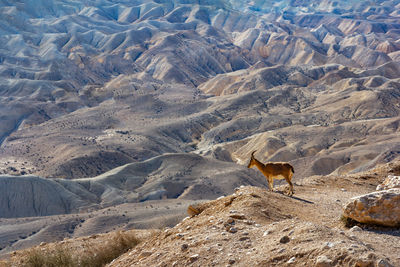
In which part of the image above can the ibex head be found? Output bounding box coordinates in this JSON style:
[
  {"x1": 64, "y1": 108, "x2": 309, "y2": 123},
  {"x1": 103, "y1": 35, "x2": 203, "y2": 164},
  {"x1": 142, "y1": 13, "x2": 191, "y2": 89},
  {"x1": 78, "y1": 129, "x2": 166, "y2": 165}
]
[{"x1": 247, "y1": 150, "x2": 257, "y2": 168}]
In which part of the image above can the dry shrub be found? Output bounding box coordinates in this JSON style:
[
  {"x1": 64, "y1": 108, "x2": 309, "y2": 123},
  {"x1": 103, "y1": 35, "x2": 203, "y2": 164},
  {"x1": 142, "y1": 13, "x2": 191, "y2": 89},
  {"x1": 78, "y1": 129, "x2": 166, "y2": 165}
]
[
  {"x1": 79, "y1": 231, "x2": 139, "y2": 267},
  {"x1": 20, "y1": 231, "x2": 139, "y2": 267},
  {"x1": 23, "y1": 246, "x2": 77, "y2": 267}
]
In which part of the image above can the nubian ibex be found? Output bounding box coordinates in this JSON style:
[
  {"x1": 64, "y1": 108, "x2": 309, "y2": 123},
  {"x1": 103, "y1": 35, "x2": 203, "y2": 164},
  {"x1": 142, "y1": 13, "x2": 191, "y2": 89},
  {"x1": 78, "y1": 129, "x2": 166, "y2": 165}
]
[{"x1": 247, "y1": 151, "x2": 294, "y2": 195}]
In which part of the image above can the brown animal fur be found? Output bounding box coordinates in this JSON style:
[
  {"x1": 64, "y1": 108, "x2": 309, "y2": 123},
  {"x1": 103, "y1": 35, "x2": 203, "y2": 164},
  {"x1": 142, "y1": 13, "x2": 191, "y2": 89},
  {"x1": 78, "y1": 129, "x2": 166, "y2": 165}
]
[{"x1": 247, "y1": 151, "x2": 294, "y2": 195}]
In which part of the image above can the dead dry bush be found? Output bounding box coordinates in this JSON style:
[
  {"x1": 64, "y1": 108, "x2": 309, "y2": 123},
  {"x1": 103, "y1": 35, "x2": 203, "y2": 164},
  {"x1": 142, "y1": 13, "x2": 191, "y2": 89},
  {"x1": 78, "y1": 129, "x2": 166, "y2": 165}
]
[
  {"x1": 19, "y1": 231, "x2": 139, "y2": 267},
  {"x1": 79, "y1": 231, "x2": 139, "y2": 267},
  {"x1": 23, "y1": 246, "x2": 77, "y2": 267}
]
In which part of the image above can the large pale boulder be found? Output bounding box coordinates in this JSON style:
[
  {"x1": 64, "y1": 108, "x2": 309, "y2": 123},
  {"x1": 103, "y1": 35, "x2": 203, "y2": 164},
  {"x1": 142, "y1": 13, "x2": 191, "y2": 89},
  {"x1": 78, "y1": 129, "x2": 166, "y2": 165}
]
[
  {"x1": 343, "y1": 189, "x2": 400, "y2": 227},
  {"x1": 376, "y1": 175, "x2": 400, "y2": 190}
]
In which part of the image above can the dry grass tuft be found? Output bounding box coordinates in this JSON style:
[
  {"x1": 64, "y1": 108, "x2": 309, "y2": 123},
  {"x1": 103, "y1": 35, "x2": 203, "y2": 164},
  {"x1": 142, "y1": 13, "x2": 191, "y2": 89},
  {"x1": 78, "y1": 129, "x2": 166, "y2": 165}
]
[
  {"x1": 79, "y1": 231, "x2": 139, "y2": 267},
  {"x1": 18, "y1": 231, "x2": 140, "y2": 267},
  {"x1": 23, "y1": 246, "x2": 77, "y2": 267}
]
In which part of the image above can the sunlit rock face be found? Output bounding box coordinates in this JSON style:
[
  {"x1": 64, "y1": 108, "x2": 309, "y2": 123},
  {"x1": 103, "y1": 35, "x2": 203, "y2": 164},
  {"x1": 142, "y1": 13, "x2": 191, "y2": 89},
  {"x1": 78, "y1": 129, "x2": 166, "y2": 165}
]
[
  {"x1": 0, "y1": 0, "x2": 399, "y2": 179},
  {"x1": 343, "y1": 189, "x2": 400, "y2": 227}
]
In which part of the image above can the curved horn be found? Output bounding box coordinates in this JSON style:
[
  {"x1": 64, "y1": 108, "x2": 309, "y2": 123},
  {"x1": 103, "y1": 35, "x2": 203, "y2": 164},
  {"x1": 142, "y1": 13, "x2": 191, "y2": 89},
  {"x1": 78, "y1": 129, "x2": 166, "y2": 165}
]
[{"x1": 251, "y1": 150, "x2": 257, "y2": 158}]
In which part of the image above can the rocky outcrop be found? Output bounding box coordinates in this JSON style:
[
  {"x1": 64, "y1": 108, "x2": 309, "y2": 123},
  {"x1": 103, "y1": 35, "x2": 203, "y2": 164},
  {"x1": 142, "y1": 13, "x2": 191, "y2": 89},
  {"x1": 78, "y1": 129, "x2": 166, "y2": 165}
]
[
  {"x1": 343, "y1": 189, "x2": 400, "y2": 227},
  {"x1": 110, "y1": 186, "x2": 395, "y2": 267},
  {"x1": 377, "y1": 175, "x2": 400, "y2": 190}
]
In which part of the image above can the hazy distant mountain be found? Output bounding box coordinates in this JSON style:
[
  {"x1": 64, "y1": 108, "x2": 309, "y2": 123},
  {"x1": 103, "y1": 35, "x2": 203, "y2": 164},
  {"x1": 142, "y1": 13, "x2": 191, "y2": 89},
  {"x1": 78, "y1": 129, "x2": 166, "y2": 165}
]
[
  {"x1": 0, "y1": 0, "x2": 399, "y2": 180},
  {"x1": 0, "y1": 0, "x2": 399, "y2": 195}
]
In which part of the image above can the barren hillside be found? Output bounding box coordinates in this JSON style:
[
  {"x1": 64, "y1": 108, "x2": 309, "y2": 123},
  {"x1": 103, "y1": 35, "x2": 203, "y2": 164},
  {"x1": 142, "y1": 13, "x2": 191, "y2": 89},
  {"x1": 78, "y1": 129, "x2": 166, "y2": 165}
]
[
  {"x1": 0, "y1": 0, "x2": 399, "y2": 179},
  {"x1": 3, "y1": 160, "x2": 400, "y2": 266}
]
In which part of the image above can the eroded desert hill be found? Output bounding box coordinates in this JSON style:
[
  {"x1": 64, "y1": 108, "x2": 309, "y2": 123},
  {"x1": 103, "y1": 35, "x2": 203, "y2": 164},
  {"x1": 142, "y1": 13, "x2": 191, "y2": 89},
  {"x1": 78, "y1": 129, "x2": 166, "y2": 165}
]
[{"x1": 0, "y1": 0, "x2": 399, "y2": 180}]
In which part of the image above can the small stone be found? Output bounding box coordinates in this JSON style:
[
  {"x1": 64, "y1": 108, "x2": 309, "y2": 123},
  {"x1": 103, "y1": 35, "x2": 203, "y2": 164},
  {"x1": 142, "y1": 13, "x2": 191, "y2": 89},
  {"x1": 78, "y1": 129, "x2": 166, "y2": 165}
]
[
  {"x1": 239, "y1": 236, "x2": 250, "y2": 241},
  {"x1": 255, "y1": 224, "x2": 261, "y2": 227},
  {"x1": 227, "y1": 218, "x2": 234, "y2": 224},
  {"x1": 228, "y1": 258, "x2": 236, "y2": 264},
  {"x1": 181, "y1": 243, "x2": 188, "y2": 251},
  {"x1": 287, "y1": 257, "x2": 296, "y2": 263},
  {"x1": 230, "y1": 210, "x2": 238, "y2": 214},
  {"x1": 230, "y1": 214, "x2": 246, "y2": 220},
  {"x1": 353, "y1": 258, "x2": 375, "y2": 267},
  {"x1": 278, "y1": 248, "x2": 286, "y2": 253},
  {"x1": 376, "y1": 258, "x2": 392, "y2": 267},
  {"x1": 217, "y1": 196, "x2": 225, "y2": 200},
  {"x1": 39, "y1": 242, "x2": 47, "y2": 246},
  {"x1": 315, "y1": 255, "x2": 333, "y2": 267},
  {"x1": 228, "y1": 227, "x2": 238, "y2": 233},
  {"x1": 341, "y1": 188, "x2": 347, "y2": 192},
  {"x1": 349, "y1": 226, "x2": 362, "y2": 232},
  {"x1": 279, "y1": 235, "x2": 290, "y2": 244},
  {"x1": 189, "y1": 254, "x2": 199, "y2": 262},
  {"x1": 244, "y1": 220, "x2": 254, "y2": 225},
  {"x1": 324, "y1": 242, "x2": 335, "y2": 248},
  {"x1": 263, "y1": 230, "x2": 271, "y2": 236}
]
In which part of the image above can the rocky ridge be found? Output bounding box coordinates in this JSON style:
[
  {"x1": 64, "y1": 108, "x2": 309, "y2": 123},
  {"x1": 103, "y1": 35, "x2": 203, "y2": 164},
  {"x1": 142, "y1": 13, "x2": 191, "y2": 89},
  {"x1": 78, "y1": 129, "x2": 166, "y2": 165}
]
[{"x1": 3, "y1": 160, "x2": 400, "y2": 266}]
